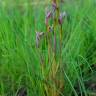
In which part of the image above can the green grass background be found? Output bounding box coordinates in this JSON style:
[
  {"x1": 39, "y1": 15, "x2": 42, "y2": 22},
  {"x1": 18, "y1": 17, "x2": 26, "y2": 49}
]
[{"x1": 0, "y1": 0, "x2": 96, "y2": 96}]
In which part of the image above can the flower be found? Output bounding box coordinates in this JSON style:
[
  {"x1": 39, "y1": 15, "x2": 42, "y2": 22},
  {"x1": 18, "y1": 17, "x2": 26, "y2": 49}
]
[
  {"x1": 58, "y1": 11, "x2": 67, "y2": 25},
  {"x1": 52, "y1": 1, "x2": 57, "y2": 11},
  {"x1": 48, "y1": 25, "x2": 54, "y2": 33},
  {"x1": 46, "y1": 11, "x2": 52, "y2": 19},
  {"x1": 36, "y1": 32, "x2": 44, "y2": 48},
  {"x1": 45, "y1": 11, "x2": 52, "y2": 26}
]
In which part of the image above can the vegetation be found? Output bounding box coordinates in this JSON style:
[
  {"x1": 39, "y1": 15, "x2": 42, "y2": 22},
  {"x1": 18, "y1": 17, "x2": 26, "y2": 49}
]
[{"x1": 0, "y1": 0, "x2": 96, "y2": 96}]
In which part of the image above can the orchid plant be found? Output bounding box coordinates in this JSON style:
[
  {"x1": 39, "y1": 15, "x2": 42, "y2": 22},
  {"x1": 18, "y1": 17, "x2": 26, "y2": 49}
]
[{"x1": 36, "y1": 0, "x2": 67, "y2": 95}]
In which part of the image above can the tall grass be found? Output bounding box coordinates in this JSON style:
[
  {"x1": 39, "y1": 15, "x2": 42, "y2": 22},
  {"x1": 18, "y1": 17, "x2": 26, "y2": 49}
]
[{"x1": 0, "y1": 0, "x2": 96, "y2": 96}]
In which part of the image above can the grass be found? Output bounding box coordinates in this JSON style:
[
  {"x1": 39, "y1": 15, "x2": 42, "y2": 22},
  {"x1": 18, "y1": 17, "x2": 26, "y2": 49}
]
[{"x1": 0, "y1": 0, "x2": 96, "y2": 96}]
